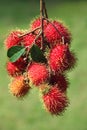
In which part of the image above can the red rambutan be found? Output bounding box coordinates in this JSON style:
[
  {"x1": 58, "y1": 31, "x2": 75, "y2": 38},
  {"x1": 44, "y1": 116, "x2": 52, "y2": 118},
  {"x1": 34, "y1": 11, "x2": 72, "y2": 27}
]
[
  {"x1": 6, "y1": 62, "x2": 21, "y2": 77},
  {"x1": 23, "y1": 34, "x2": 35, "y2": 48},
  {"x1": 30, "y1": 17, "x2": 47, "y2": 33},
  {"x1": 45, "y1": 20, "x2": 71, "y2": 46},
  {"x1": 6, "y1": 57, "x2": 28, "y2": 77},
  {"x1": 41, "y1": 85, "x2": 69, "y2": 115},
  {"x1": 9, "y1": 76, "x2": 30, "y2": 98},
  {"x1": 49, "y1": 44, "x2": 76, "y2": 73},
  {"x1": 23, "y1": 33, "x2": 42, "y2": 48},
  {"x1": 5, "y1": 30, "x2": 23, "y2": 49},
  {"x1": 28, "y1": 62, "x2": 49, "y2": 86},
  {"x1": 49, "y1": 74, "x2": 69, "y2": 93}
]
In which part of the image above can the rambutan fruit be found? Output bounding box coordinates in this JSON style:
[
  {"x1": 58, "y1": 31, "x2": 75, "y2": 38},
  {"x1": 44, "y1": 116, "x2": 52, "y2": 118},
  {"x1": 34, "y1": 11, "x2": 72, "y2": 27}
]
[
  {"x1": 30, "y1": 17, "x2": 48, "y2": 33},
  {"x1": 23, "y1": 34, "x2": 35, "y2": 48},
  {"x1": 49, "y1": 44, "x2": 76, "y2": 73},
  {"x1": 45, "y1": 20, "x2": 71, "y2": 46},
  {"x1": 23, "y1": 33, "x2": 42, "y2": 48},
  {"x1": 49, "y1": 74, "x2": 69, "y2": 93},
  {"x1": 5, "y1": 30, "x2": 23, "y2": 49},
  {"x1": 28, "y1": 62, "x2": 49, "y2": 86},
  {"x1": 6, "y1": 57, "x2": 28, "y2": 77},
  {"x1": 9, "y1": 76, "x2": 30, "y2": 98},
  {"x1": 41, "y1": 85, "x2": 69, "y2": 115},
  {"x1": 6, "y1": 62, "x2": 21, "y2": 77}
]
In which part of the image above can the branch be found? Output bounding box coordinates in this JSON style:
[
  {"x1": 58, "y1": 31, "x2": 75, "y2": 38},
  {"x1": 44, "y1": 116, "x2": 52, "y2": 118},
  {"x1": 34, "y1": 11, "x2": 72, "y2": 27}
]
[
  {"x1": 43, "y1": 0, "x2": 48, "y2": 18},
  {"x1": 40, "y1": 0, "x2": 44, "y2": 50},
  {"x1": 19, "y1": 26, "x2": 41, "y2": 38},
  {"x1": 35, "y1": 31, "x2": 42, "y2": 43}
]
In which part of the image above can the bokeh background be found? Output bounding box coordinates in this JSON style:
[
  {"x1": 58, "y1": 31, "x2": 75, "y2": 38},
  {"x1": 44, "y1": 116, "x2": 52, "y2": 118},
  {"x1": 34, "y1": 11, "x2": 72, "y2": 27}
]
[{"x1": 0, "y1": 0, "x2": 87, "y2": 130}]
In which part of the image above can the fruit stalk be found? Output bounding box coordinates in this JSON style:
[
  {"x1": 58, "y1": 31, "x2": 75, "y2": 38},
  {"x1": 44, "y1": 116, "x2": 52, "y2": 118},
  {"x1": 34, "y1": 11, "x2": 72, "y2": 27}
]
[
  {"x1": 43, "y1": 0, "x2": 48, "y2": 18},
  {"x1": 40, "y1": 0, "x2": 44, "y2": 50},
  {"x1": 19, "y1": 27, "x2": 40, "y2": 38}
]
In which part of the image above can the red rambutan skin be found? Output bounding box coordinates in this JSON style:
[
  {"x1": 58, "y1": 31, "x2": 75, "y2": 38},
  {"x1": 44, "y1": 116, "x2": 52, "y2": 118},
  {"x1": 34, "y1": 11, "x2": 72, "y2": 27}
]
[
  {"x1": 6, "y1": 62, "x2": 21, "y2": 77},
  {"x1": 49, "y1": 44, "x2": 76, "y2": 73},
  {"x1": 9, "y1": 76, "x2": 30, "y2": 98},
  {"x1": 31, "y1": 17, "x2": 47, "y2": 32},
  {"x1": 42, "y1": 86, "x2": 69, "y2": 115},
  {"x1": 45, "y1": 20, "x2": 71, "y2": 46},
  {"x1": 6, "y1": 57, "x2": 28, "y2": 77},
  {"x1": 23, "y1": 33, "x2": 41, "y2": 48},
  {"x1": 28, "y1": 62, "x2": 49, "y2": 86},
  {"x1": 5, "y1": 30, "x2": 23, "y2": 49},
  {"x1": 23, "y1": 34, "x2": 35, "y2": 47},
  {"x1": 49, "y1": 74, "x2": 69, "y2": 93}
]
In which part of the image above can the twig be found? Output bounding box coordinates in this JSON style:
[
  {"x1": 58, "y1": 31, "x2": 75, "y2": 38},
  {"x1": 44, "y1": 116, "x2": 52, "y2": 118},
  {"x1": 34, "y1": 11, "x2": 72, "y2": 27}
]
[
  {"x1": 23, "y1": 72, "x2": 30, "y2": 84},
  {"x1": 19, "y1": 26, "x2": 41, "y2": 38},
  {"x1": 35, "y1": 31, "x2": 42, "y2": 43},
  {"x1": 19, "y1": 0, "x2": 48, "y2": 50},
  {"x1": 62, "y1": 37, "x2": 65, "y2": 44},
  {"x1": 40, "y1": 0, "x2": 44, "y2": 50},
  {"x1": 43, "y1": 0, "x2": 48, "y2": 18}
]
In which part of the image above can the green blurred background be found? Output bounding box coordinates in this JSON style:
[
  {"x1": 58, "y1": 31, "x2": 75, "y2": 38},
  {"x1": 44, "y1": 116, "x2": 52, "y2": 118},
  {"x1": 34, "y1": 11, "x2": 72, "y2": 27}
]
[{"x1": 0, "y1": 0, "x2": 87, "y2": 130}]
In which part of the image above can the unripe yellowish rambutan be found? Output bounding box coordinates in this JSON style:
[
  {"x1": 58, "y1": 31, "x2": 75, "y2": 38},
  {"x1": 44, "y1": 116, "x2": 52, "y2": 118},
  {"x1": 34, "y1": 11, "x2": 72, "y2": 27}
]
[{"x1": 9, "y1": 76, "x2": 31, "y2": 98}]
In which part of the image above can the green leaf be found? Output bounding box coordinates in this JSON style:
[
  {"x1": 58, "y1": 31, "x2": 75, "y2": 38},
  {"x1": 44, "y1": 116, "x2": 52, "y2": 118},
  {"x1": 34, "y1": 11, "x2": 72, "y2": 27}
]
[
  {"x1": 7, "y1": 46, "x2": 26, "y2": 62},
  {"x1": 30, "y1": 44, "x2": 47, "y2": 63}
]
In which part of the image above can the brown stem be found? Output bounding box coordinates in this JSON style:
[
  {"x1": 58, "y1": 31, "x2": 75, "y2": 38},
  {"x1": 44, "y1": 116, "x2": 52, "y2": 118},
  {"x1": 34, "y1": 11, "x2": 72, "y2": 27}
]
[
  {"x1": 19, "y1": 26, "x2": 41, "y2": 38},
  {"x1": 43, "y1": 1, "x2": 48, "y2": 18},
  {"x1": 40, "y1": 0, "x2": 44, "y2": 50},
  {"x1": 35, "y1": 31, "x2": 42, "y2": 43},
  {"x1": 23, "y1": 72, "x2": 30, "y2": 84},
  {"x1": 19, "y1": 0, "x2": 48, "y2": 50},
  {"x1": 62, "y1": 36, "x2": 65, "y2": 44}
]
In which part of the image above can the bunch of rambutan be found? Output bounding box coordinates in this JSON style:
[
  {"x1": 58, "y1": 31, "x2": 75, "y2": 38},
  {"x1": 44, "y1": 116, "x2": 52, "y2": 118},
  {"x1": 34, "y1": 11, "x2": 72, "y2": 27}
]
[{"x1": 5, "y1": 17, "x2": 77, "y2": 116}]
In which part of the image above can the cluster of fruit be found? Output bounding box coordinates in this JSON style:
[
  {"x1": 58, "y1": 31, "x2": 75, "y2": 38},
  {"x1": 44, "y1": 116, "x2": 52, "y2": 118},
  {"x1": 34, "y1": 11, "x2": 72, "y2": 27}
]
[{"x1": 5, "y1": 17, "x2": 77, "y2": 115}]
